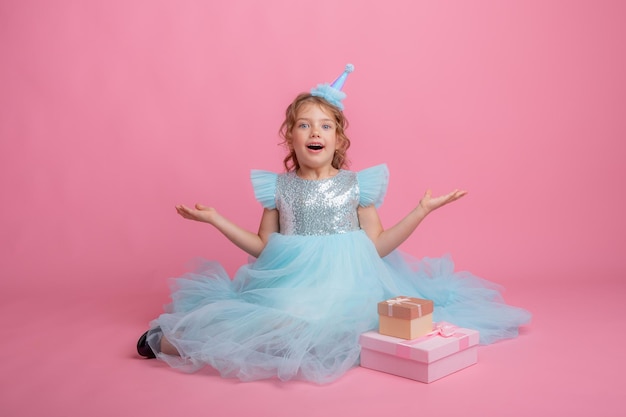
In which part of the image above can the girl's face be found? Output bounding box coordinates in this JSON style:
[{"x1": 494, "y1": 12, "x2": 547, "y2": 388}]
[{"x1": 290, "y1": 103, "x2": 339, "y2": 174}]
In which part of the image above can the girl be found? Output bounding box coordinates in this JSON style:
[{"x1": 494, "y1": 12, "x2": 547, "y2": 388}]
[{"x1": 137, "y1": 64, "x2": 531, "y2": 384}]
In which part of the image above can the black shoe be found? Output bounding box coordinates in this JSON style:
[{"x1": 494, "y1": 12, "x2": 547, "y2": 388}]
[{"x1": 137, "y1": 330, "x2": 156, "y2": 358}]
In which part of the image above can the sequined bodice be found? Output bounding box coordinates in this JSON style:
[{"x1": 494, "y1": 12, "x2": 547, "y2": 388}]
[{"x1": 275, "y1": 170, "x2": 360, "y2": 236}]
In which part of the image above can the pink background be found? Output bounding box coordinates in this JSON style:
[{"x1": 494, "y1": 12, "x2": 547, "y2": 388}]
[{"x1": 1, "y1": 1, "x2": 624, "y2": 416}]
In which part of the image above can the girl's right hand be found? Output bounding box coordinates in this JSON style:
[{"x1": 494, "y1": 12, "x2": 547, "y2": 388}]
[{"x1": 175, "y1": 204, "x2": 219, "y2": 224}]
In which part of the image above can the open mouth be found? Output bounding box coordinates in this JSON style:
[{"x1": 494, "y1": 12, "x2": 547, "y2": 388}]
[{"x1": 307, "y1": 143, "x2": 324, "y2": 150}]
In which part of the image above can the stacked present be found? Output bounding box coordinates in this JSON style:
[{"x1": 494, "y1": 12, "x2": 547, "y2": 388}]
[
  {"x1": 378, "y1": 296, "x2": 434, "y2": 339},
  {"x1": 359, "y1": 296, "x2": 479, "y2": 383}
]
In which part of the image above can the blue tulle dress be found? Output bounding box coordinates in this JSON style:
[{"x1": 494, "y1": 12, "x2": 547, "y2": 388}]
[{"x1": 146, "y1": 164, "x2": 531, "y2": 384}]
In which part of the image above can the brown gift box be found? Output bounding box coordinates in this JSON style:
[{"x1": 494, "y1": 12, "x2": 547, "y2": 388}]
[
  {"x1": 378, "y1": 297, "x2": 434, "y2": 319},
  {"x1": 378, "y1": 296, "x2": 434, "y2": 340}
]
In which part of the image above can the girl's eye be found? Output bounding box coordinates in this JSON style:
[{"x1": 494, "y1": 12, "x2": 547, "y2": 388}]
[
  {"x1": 299, "y1": 123, "x2": 309, "y2": 129},
  {"x1": 322, "y1": 124, "x2": 333, "y2": 130}
]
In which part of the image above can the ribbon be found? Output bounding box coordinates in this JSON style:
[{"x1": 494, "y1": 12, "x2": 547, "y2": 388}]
[
  {"x1": 385, "y1": 297, "x2": 423, "y2": 317},
  {"x1": 395, "y1": 322, "x2": 471, "y2": 359},
  {"x1": 428, "y1": 322, "x2": 458, "y2": 338}
]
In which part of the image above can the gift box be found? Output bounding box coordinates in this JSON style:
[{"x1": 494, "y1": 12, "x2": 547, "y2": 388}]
[
  {"x1": 359, "y1": 323, "x2": 479, "y2": 383},
  {"x1": 378, "y1": 296, "x2": 434, "y2": 339}
]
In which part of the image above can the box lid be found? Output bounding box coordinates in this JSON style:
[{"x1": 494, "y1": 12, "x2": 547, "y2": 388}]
[
  {"x1": 359, "y1": 324, "x2": 479, "y2": 363},
  {"x1": 378, "y1": 296, "x2": 434, "y2": 319}
]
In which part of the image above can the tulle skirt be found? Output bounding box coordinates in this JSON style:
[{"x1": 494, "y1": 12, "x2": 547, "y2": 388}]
[{"x1": 147, "y1": 230, "x2": 530, "y2": 384}]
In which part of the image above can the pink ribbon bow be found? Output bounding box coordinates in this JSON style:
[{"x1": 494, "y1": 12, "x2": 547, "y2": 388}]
[
  {"x1": 426, "y1": 322, "x2": 458, "y2": 337},
  {"x1": 395, "y1": 322, "x2": 471, "y2": 360}
]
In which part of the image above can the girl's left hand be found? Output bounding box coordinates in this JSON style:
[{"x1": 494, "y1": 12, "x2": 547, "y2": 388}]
[
  {"x1": 419, "y1": 189, "x2": 467, "y2": 214},
  {"x1": 175, "y1": 203, "x2": 219, "y2": 224}
]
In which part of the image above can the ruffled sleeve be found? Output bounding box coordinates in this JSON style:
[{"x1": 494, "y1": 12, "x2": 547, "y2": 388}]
[
  {"x1": 356, "y1": 164, "x2": 389, "y2": 208},
  {"x1": 250, "y1": 170, "x2": 278, "y2": 209}
]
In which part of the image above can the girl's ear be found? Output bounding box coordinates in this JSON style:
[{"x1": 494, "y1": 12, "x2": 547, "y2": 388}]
[{"x1": 337, "y1": 136, "x2": 346, "y2": 150}]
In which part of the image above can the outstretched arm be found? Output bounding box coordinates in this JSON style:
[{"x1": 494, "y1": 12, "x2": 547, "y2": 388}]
[
  {"x1": 358, "y1": 189, "x2": 467, "y2": 258},
  {"x1": 175, "y1": 204, "x2": 279, "y2": 258}
]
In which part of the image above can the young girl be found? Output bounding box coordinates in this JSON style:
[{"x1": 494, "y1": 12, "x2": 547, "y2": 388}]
[{"x1": 137, "y1": 64, "x2": 531, "y2": 384}]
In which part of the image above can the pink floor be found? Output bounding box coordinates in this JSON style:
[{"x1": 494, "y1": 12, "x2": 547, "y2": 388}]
[
  {"x1": 2, "y1": 1, "x2": 624, "y2": 415},
  {"x1": 2, "y1": 278, "x2": 623, "y2": 417}
]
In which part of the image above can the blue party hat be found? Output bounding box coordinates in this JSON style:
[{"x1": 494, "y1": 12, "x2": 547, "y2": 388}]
[{"x1": 311, "y1": 64, "x2": 354, "y2": 110}]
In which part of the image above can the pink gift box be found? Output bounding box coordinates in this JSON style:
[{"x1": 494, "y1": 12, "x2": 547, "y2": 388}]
[{"x1": 359, "y1": 325, "x2": 479, "y2": 383}]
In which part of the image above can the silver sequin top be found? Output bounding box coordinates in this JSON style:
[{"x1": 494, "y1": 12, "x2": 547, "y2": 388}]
[{"x1": 275, "y1": 170, "x2": 360, "y2": 236}]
